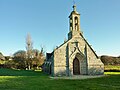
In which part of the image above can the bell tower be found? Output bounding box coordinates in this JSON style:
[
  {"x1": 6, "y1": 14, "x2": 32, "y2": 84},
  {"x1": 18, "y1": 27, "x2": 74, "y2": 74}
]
[{"x1": 68, "y1": 5, "x2": 81, "y2": 40}]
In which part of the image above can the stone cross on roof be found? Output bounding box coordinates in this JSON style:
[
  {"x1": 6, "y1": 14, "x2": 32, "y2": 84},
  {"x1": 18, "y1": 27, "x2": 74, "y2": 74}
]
[{"x1": 73, "y1": 0, "x2": 76, "y2": 11}]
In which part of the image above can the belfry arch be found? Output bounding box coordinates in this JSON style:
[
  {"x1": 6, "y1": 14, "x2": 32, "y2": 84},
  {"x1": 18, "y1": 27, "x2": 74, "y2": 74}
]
[{"x1": 75, "y1": 17, "x2": 78, "y2": 31}]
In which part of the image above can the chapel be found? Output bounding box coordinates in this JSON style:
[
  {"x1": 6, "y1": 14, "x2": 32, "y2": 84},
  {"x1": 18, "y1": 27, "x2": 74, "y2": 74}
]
[{"x1": 43, "y1": 5, "x2": 104, "y2": 76}]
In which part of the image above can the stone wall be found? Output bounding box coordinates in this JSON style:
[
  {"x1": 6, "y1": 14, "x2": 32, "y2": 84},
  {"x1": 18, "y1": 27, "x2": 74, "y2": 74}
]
[
  {"x1": 53, "y1": 42, "x2": 68, "y2": 76},
  {"x1": 68, "y1": 36, "x2": 88, "y2": 75},
  {"x1": 86, "y1": 42, "x2": 104, "y2": 75},
  {"x1": 51, "y1": 34, "x2": 104, "y2": 76}
]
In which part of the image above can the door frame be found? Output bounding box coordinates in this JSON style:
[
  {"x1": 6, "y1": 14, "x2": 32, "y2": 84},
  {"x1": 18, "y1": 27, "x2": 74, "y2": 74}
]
[{"x1": 73, "y1": 57, "x2": 80, "y2": 75}]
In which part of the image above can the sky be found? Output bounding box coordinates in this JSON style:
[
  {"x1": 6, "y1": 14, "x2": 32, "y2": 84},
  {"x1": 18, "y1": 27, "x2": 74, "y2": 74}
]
[{"x1": 0, "y1": 0, "x2": 120, "y2": 56}]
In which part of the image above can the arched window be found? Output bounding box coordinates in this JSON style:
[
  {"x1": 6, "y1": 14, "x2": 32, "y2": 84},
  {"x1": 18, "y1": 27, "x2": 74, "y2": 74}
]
[
  {"x1": 70, "y1": 18, "x2": 72, "y2": 31},
  {"x1": 75, "y1": 17, "x2": 78, "y2": 31}
]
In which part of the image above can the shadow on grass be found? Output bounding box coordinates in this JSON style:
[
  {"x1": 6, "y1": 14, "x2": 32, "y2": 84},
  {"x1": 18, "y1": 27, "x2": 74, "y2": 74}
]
[
  {"x1": 0, "y1": 74, "x2": 120, "y2": 90},
  {"x1": 0, "y1": 68, "x2": 46, "y2": 76},
  {"x1": 0, "y1": 68, "x2": 120, "y2": 90}
]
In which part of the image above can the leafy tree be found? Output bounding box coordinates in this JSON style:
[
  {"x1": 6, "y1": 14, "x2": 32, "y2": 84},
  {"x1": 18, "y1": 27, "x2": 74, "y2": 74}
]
[
  {"x1": 32, "y1": 48, "x2": 45, "y2": 70},
  {"x1": 0, "y1": 52, "x2": 5, "y2": 68},
  {"x1": 101, "y1": 55, "x2": 120, "y2": 65},
  {"x1": 4, "y1": 60, "x2": 16, "y2": 69},
  {"x1": 13, "y1": 50, "x2": 26, "y2": 69},
  {"x1": 11, "y1": 48, "x2": 45, "y2": 70},
  {"x1": 38, "y1": 47, "x2": 45, "y2": 66},
  {"x1": 0, "y1": 52, "x2": 5, "y2": 60}
]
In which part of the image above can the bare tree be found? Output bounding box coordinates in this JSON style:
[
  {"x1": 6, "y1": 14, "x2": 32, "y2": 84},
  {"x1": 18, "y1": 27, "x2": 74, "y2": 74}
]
[{"x1": 26, "y1": 33, "x2": 33, "y2": 70}]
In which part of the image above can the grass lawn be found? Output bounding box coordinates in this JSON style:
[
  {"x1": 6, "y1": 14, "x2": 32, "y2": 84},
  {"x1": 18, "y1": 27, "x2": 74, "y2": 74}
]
[
  {"x1": 0, "y1": 68, "x2": 120, "y2": 90},
  {"x1": 105, "y1": 65, "x2": 120, "y2": 71},
  {"x1": 105, "y1": 72, "x2": 120, "y2": 75}
]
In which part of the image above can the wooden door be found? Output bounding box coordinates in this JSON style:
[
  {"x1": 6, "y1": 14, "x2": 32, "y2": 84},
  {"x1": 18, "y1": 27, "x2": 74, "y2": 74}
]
[{"x1": 73, "y1": 58, "x2": 80, "y2": 75}]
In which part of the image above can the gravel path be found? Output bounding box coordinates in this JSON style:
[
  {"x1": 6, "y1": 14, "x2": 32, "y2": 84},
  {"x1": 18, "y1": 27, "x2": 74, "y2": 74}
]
[{"x1": 50, "y1": 75, "x2": 105, "y2": 80}]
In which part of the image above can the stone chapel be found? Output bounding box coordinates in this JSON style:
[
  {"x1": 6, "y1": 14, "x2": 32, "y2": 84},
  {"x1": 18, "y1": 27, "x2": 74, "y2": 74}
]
[{"x1": 43, "y1": 5, "x2": 104, "y2": 76}]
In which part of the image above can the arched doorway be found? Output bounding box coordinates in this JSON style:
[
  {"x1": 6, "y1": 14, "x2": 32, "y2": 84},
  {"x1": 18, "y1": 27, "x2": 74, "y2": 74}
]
[{"x1": 73, "y1": 57, "x2": 80, "y2": 75}]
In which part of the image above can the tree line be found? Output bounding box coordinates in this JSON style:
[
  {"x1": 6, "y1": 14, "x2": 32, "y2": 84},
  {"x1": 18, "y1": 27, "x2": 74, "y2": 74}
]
[
  {"x1": 0, "y1": 34, "x2": 45, "y2": 70},
  {"x1": 101, "y1": 55, "x2": 120, "y2": 65}
]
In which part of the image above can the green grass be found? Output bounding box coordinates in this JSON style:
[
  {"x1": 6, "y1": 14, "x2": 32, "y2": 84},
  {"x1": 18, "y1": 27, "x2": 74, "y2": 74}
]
[
  {"x1": 0, "y1": 68, "x2": 120, "y2": 90},
  {"x1": 0, "y1": 68, "x2": 43, "y2": 76},
  {"x1": 105, "y1": 65, "x2": 120, "y2": 70},
  {"x1": 105, "y1": 72, "x2": 120, "y2": 75}
]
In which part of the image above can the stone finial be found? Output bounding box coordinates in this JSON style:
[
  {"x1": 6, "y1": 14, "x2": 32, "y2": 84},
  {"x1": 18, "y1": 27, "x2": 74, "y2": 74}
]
[{"x1": 73, "y1": 4, "x2": 76, "y2": 12}]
